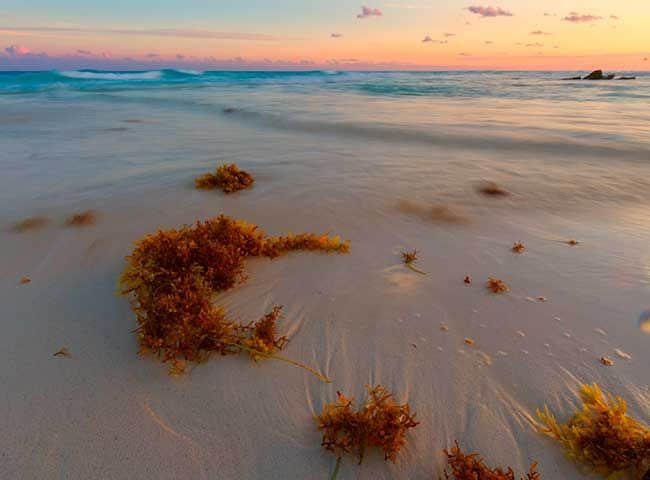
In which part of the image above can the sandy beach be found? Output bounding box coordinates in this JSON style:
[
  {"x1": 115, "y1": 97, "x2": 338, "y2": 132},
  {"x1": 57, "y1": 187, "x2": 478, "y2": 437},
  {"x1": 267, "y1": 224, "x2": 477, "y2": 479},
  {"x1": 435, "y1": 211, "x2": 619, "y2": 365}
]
[{"x1": 1, "y1": 70, "x2": 649, "y2": 479}]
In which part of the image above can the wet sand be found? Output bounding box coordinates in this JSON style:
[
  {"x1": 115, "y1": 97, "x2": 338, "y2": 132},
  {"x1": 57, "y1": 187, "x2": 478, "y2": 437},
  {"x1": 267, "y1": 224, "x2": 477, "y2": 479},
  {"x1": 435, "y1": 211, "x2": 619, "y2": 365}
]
[{"x1": 1, "y1": 181, "x2": 648, "y2": 479}]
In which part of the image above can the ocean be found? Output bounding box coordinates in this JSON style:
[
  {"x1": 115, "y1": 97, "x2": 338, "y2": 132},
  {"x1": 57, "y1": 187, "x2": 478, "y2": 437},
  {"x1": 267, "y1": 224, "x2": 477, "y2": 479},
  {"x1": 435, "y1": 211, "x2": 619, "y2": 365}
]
[{"x1": 1, "y1": 69, "x2": 649, "y2": 221}]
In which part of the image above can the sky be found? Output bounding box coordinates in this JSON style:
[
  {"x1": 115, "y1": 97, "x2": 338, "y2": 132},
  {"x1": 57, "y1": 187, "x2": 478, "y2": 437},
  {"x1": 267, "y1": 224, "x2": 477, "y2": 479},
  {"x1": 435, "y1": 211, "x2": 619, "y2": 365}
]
[{"x1": 1, "y1": 0, "x2": 649, "y2": 70}]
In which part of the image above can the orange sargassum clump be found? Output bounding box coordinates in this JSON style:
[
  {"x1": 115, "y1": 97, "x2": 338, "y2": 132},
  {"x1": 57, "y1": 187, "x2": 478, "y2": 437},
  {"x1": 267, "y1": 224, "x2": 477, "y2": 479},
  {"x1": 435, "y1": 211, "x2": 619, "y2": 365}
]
[
  {"x1": 65, "y1": 210, "x2": 96, "y2": 227},
  {"x1": 119, "y1": 214, "x2": 349, "y2": 376},
  {"x1": 486, "y1": 277, "x2": 509, "y2": 294},
  {"x1": 442, "y1": 442, "x2": 541, "y2": 480},
  {"x1": 316, "y1": 385, "x2": 419, "y2": 479},
  {"x1": 10, "y1": 216, "x2": 49, "y2": 233},
  {"x1": 537, "y1": 383, "x2": 650, "y2": 479},
  {"x1": 195, "y1": 163, "x2": 254, "y2": 193}
]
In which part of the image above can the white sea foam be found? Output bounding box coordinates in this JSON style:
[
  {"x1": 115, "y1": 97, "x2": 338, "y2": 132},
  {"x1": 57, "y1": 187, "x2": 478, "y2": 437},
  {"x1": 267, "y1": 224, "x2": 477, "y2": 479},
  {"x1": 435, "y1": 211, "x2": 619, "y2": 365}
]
[{"x1": 57, "y1": 70, "x2": 163, "y2": 80}]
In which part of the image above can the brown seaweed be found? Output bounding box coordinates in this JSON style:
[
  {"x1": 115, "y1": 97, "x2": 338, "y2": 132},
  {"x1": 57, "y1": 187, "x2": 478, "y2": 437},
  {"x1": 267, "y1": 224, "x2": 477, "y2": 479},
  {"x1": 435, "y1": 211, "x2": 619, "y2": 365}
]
[
  {"x1": 486, "y1": 277, "x2": 509, "y2": 294},
  {"x1": 53, "y1": 348, "x2": 71, "y2": 358},
  {"x1": 195, "y1": 163, "x2": 254, "y2": 193},
  {"x1": 119, "y1": 214, "x2": 349, "y2": 377},
  {"x1": 512, "y1": 242, "x2": 525, "y2": 254},
  {"x1": 537, "y1": 383, "x2": 650, "y2": 479},
  {"x1": 477, "y1": 181, "x2": 510, "y2": 197},
  {"x1": 65, "y1": 210, "x2": 96, "y2": 227},
  {"x1": 401, "y1": 250, "x2": 427, "y2": 275},
  {"x1": 442, "y1": 442, "x2": 541, "y2": 479},
  {"x1": 316, "y1": 385, "x2": 418, "y2": 480},
  {"x1": 10, "y1": 216, "x2": 48, "y2": 233}
]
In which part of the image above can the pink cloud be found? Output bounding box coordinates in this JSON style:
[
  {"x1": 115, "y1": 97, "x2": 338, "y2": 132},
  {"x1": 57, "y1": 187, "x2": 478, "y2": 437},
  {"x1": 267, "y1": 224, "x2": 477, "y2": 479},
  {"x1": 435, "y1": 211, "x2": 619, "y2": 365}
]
[
  {"x1": 4, "y1": 44, "x2": 30, "y2": 56},
  {"x1": 563, "y1": 12, "x2": 602, "y2": 23},
  {"x1": 76, "y1": 49, "x2": 92, "y2": 55},
  {"x1": 331, "y1": 32, "x2": 343, "y2": 38},
  {"x1": 422, "y1": 36, "x2": 447, "y2": 44},
  {"x1": 357, "y1": 6, "x2": 382, "y2": 19},
  {"x1": 467, "y1": 6, "x2": 513, "y2": 17}
]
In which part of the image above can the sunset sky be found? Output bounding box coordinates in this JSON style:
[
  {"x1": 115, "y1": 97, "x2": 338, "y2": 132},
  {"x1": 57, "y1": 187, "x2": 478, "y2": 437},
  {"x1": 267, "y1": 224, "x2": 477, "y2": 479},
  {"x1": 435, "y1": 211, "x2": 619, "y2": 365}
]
[{"x1": 1, "y1": 0, "x2": 649, "y2": 70}]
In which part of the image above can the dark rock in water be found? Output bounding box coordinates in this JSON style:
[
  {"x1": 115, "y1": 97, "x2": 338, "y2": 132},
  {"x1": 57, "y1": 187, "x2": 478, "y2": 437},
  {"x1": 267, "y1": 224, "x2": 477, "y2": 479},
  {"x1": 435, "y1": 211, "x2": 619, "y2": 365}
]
[
  {"x1": 617, "y1": 76, "x2": 636, "y2": 80},
  {"x1": 223, "y1": 107, "x2": 238, "y2": 114},
  {"x1": 583, "y1": 70, "x2": 616, "y2": 80},
  {"x1": 561, "y1": 76, "x2": 582, "y2": 80},
  {"x1": 583, "y1": 70, "x2": 604, "y2": 80}
]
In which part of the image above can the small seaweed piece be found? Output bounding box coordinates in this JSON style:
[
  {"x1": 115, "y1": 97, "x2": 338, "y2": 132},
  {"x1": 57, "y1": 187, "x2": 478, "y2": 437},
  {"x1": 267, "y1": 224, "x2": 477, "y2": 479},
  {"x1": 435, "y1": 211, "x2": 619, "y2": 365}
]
[
  {"x1": 119, "y1": 214, "x2": 349, "y2": 378},
  {"x1": 20, "y1": 276, "x2": 31, "y2": 285},
  {"x1": 401, "y1": 250, "x2": 427, "y2": 275},
  {"x1": 600, "y1": 356, "x2": 614, "y2": 366},
  {"x1": 65, "y1": 210, "x2": 96, "y2": 227},
  {"x1": 512, "y1": 242, "x2": 525, "y2": 254},
  {"x1": 10, "y1": 216, "x2": 48, "y2": 233},
  {"x1": 464, "y1": 276, "x2": 472, "y2": 285},
  {"x1": 316, "y1": 385, "x2": 418, "y2": 479},
  {"x1": 53, "y1": 347, "x2": 71, "y2": 358},
  {"x1": 464, "y1": 338, "x2": 475, "y2": 346},
  {"x1": 537, "y1": 383, "x2": 650, "y2": 479},
  {"x1": 486, "y1": 277, "x2": 509, "y2": 294},
  {"x1": 195, "y1": 163, "x2": 254, "y2": 193},
  {"x1": 442, "y1": 441, "x2": 541, "y2": 479},
  {"x1": 477, "y1": 181, "x2": 510, "y2": 197}
]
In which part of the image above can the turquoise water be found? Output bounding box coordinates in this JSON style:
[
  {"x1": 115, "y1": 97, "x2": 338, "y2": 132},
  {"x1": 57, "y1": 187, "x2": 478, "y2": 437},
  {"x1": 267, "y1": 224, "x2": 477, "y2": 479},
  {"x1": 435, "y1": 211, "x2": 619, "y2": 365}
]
[{"x1": 1, "y1": 69, "x2": 648, "y2": 101}]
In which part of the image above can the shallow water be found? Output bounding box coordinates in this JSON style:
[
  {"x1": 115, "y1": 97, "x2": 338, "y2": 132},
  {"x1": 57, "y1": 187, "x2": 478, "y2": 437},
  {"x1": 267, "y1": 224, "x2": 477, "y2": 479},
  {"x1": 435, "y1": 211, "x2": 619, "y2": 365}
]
[{"x1": 0, "y1": 70, "x2": 648, "y2": 479}]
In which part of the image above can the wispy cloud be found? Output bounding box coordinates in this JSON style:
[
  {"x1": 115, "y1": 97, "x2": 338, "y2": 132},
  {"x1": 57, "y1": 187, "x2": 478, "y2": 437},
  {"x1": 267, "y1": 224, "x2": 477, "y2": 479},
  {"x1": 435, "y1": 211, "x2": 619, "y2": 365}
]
[
  {"x1": 331, "y1": 32, "x2": 343, "y2": 38},
  {"x1": 357, "y1": 6, "x2": 383, "y2": 19},
  {"x1": 609, "y1": 15, "x2": 620, "y2": 20},
  {"x1": 467, "y1": 6, "x2": 513, "y2": 18},
  {"x1": 0, "y1": 26, "x2": 276, "y2": 40},
  {"x1": 543, "y1": 12, "x2": 556, "y2": 17},
  {"x1": 422, "y1": 36, "x2": 447, "y2": 44},
  {"x1": 76, "y1": 49, "x2": 91, "y2": 55},
  {"x1": 525, "y1": 42, "x2": 544, "y2": 47},
  {"x1": 562, "y1": 12, "x2": 602, "y2": 23},
  {"x1": 5, "y1": 44, "x2": 30, "y2": 56},
  {"x1": 530, "y1": 30, "x2": 551, "y2": 35},
  {"x1": 443, "y1": 32, "x2": 456, "y2": 37},
  {"x1": 484, "y1": 40, "x2": 493, "y2": 44}
]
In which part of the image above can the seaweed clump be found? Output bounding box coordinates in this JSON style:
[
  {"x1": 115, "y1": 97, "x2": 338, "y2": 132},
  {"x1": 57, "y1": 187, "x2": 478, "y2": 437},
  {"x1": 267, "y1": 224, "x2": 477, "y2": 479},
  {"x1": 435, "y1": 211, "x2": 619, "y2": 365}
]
[
  {"x1": 65, "y1": 210, "x2": 96, "y2": 227},
  {"x1": 477, "y1": 181, "x2": 509, "y2": 197},
  {"x1": 119, "y1": 214, "x2": 349, "y2": 376},
  {"x1": 512, "y1": 242, "x2": 525, "y2": 254},
  {"x1": 486, "y1": 277, "x2": 509, "y2": 294},
  {"x1": 10, "y1": 216, "x2": 48, "y2": 233},
  {"x1": 402, "y1": 250, "x2": 427, "y2": 275},
  {"x1": 537, "y1": 383, "x2": 650, "y2": 479},
  {"x1": 316, "y1": 385, "x2": 418, "y2": 479},
  {"x1": 195, "y1": 163, "x2": 254, "y2": 193},
  {"x1": 442, "y1": 442, "x2": 541, "y2": 479}
]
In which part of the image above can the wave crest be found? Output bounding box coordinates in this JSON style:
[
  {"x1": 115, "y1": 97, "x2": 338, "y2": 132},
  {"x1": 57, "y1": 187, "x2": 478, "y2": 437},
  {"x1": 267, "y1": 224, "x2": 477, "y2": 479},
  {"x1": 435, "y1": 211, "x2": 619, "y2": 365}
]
[{"x1": 57, "y1": 70, "x2": 163, "y2": 81}]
